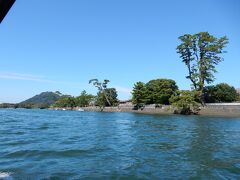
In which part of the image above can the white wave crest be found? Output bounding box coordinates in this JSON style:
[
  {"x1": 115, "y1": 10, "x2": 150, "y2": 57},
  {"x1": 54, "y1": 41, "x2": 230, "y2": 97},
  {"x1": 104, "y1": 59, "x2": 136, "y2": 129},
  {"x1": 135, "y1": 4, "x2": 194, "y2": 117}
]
[{"x1": 0, "y1": 172, "x2": 12, "y2": 179}]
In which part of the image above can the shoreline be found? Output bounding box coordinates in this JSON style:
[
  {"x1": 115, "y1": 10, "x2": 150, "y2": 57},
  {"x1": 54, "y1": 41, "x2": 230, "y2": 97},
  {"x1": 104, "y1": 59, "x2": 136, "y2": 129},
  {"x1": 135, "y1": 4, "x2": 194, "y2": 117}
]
[
  {"x1": 2, "y1": 104, "x2": 240, "y2": 118},
  {"x1": 55, "y1": 103, "x2": 240, "y2": 117},
  {"x1": 81, "y1": 106, "x2": 240, "y2": 118}
]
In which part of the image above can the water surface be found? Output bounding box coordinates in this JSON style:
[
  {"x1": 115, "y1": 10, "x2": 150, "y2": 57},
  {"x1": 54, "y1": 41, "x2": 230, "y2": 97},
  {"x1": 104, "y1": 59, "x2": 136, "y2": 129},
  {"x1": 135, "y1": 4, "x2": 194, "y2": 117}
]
[{"x1": 0, "y1": 109, "x2": 240, "y2": 179}]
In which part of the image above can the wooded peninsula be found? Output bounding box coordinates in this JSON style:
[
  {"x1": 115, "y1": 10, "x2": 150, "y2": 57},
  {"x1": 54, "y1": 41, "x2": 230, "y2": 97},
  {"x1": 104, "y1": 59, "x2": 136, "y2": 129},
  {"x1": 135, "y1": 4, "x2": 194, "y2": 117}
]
[{"x1": 1, "y1": 32, "x2": 240, "y2": 115}]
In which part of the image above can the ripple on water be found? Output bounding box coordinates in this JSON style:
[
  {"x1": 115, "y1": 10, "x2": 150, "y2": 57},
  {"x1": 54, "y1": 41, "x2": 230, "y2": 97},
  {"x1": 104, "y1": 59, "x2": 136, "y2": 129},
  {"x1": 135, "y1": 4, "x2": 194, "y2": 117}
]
[
  {"x1": 1, "y1": 109, "x2": 240, "y2": 179},
  {"x1": 0, "y1": 130, "x2": 25, "y2": 136},
  {"x1": 4, "y1": 147, "x2": 108, "y2": 160},
  {"x1": 36, "y1": 126, "x2": 49, "y2": 130}
]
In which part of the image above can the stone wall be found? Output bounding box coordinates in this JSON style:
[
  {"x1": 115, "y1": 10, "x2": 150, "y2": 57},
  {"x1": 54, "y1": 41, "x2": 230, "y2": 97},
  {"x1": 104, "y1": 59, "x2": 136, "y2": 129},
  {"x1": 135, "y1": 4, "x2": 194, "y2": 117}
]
[
  {"x1": 200, "y1": 103, "x2": 240, "y2": 117},
  {"x1": 83, "y1": 105, "x2": 174, "y2": 115},
  {"x1": 82, "y1": 103, "x2": 240, "y2": 117}
]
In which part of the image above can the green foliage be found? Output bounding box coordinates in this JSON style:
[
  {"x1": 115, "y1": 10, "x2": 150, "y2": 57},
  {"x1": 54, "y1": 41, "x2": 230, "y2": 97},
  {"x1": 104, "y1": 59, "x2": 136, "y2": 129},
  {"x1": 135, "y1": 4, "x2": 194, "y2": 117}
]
[
  {"x1": 176, "y1": 32, "x2": 228, "y2": 103},
  {"x1": 237, "y1": 90, "x2": 240, "y2": 101},
  {"x1": 53, "y1": 96, "x2": 76, "y2": 108},
  {"x1": 75, "y1": 90, "x2": 95, "y2": 107},
  {"x1": 96, "y1": 88, "x2": 119, "y2": 107},
  {"x1": 132, "y1": 79, "x2": 178, "y2": 106},
  {"x1": 132, "y1": 82, "x2": 148, "y2": 108},
  {"x1": 204, "y1": 83, "x2": 238, "y2": 103},
  {"x1": 89, "y1": 79, "x2": 112, "y2": 106},
  {"x1": 170, "y1": 90, "x2": 200, "y2": 115},
  {"x1": 145, "y1": 79, "x2": 178, "y2": 105}
]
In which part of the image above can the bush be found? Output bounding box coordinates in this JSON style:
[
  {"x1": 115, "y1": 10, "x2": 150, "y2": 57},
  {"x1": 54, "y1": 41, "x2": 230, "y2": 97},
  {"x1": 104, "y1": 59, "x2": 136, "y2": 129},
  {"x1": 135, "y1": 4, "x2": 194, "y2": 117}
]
[{"x1": 170, "y1": 90, "x2": 200, "y2": 115}]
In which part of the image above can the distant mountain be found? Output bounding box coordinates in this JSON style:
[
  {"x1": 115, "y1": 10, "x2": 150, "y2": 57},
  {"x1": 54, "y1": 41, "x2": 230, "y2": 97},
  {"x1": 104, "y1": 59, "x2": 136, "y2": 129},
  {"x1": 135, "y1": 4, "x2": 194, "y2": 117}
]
[{"x1": 20, "y1": 91, "x2": 62, "y2": 106}]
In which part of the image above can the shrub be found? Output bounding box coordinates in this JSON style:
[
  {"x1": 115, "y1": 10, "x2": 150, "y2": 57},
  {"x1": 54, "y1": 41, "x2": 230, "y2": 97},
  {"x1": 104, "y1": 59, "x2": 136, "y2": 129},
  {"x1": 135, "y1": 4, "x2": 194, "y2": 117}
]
[{"x1": 170, "y1": 90, "x2": 200, "y2": 115}]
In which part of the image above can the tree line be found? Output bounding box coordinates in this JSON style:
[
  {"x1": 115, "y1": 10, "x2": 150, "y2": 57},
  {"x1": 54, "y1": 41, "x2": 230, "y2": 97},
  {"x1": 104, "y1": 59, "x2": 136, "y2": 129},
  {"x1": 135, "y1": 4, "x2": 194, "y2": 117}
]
[
  {"x1": 52, "y1": 79, "x2": 119, "y2": 109},
  {"x1": 132, "y1": 79, "x2": 239, "y2": 114}
]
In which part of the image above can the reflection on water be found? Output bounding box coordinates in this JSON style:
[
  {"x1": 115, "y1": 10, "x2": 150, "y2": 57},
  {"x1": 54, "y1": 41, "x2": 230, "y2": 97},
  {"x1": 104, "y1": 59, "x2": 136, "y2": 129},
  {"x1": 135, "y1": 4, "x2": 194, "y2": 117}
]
[{"x1": 0, "y1": 109, "x2": 240, "y2": 179}]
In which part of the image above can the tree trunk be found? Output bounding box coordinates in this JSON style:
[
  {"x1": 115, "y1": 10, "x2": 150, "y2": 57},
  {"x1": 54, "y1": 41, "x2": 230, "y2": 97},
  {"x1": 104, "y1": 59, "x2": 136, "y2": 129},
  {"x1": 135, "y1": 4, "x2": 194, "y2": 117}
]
[
  {"x1": 199, "y1": 55, "x2": 206, "y2": 106},
  {"x1": 102, "y1": 90, "x2": 111, "y2": 106}
]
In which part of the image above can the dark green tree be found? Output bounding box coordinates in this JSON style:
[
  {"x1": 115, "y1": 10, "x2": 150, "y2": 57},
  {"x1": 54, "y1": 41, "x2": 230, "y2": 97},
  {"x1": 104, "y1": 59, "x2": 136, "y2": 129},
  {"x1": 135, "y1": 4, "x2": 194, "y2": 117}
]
[
  {"x1": 132, "y1": 82, "x2": 148, "y2": 107},
  {"x1": 237, "y1": 90, "x2": 240, "y2": 101},
  {"x1": 204, "y1": 83, "x2": 238, "y2": 103},
  {"x1": 176, "y1": 32, "x2": 228, "y2": 103},
  {"x1": 145, "y1": 79, "x2": 178, "y2": 105}
]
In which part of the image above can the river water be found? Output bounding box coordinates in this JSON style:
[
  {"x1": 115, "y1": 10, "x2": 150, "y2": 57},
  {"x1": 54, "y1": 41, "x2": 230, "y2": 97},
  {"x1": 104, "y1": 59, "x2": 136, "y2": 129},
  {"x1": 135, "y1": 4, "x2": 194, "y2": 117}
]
[{"x1": 0, "y1": 109, "x2": 240, "y2": 179}]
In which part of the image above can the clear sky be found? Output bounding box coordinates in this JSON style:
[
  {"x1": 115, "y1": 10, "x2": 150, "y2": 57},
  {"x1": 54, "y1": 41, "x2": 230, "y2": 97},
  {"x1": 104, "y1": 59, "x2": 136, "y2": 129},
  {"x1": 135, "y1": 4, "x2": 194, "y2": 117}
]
[{"x1": 0, "y1": 0, "x2": 239, "y2": 103}]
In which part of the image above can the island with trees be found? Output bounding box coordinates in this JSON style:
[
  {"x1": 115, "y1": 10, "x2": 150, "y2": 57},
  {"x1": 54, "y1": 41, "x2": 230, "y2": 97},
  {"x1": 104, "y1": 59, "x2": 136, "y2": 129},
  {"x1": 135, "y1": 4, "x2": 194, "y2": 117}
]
[{"x1": 1, "y1": 32, "x2": 240, "y2": 116}]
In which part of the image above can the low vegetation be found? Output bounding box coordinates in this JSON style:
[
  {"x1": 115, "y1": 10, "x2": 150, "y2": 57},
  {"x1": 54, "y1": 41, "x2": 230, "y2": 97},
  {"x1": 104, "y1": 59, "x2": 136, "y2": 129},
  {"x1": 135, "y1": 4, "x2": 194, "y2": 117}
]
[{"x1": 169, "y1": 90, "x2": 201, "y2": 115}]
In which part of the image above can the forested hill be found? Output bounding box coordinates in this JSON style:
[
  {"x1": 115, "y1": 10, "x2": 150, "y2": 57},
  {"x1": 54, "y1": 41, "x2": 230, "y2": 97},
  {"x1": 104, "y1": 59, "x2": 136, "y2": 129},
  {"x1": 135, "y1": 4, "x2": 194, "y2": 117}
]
[{"x1": 20, "y1": 91, "x2": 62, "y2": 106}]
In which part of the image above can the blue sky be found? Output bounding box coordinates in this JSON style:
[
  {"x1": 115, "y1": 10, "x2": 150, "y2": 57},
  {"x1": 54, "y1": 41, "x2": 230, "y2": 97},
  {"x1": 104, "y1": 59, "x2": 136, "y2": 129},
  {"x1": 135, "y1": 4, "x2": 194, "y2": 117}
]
[{"x1": 0, "y1": 0, "x2": 239, "y2": 103}]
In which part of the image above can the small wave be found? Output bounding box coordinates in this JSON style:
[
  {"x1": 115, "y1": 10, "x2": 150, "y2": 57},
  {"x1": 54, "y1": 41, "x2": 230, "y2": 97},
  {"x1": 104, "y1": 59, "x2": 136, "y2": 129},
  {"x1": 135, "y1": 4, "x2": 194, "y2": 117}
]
[
  {"x1": 0, "y1": 172, "x2": 12, "y2": 179},
  {"x1": 37, "y1": 126, "x2": 49, "y2": 130},
  {"x1": 5, "y1": 149, "x2": 92, "y2": 159}
]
